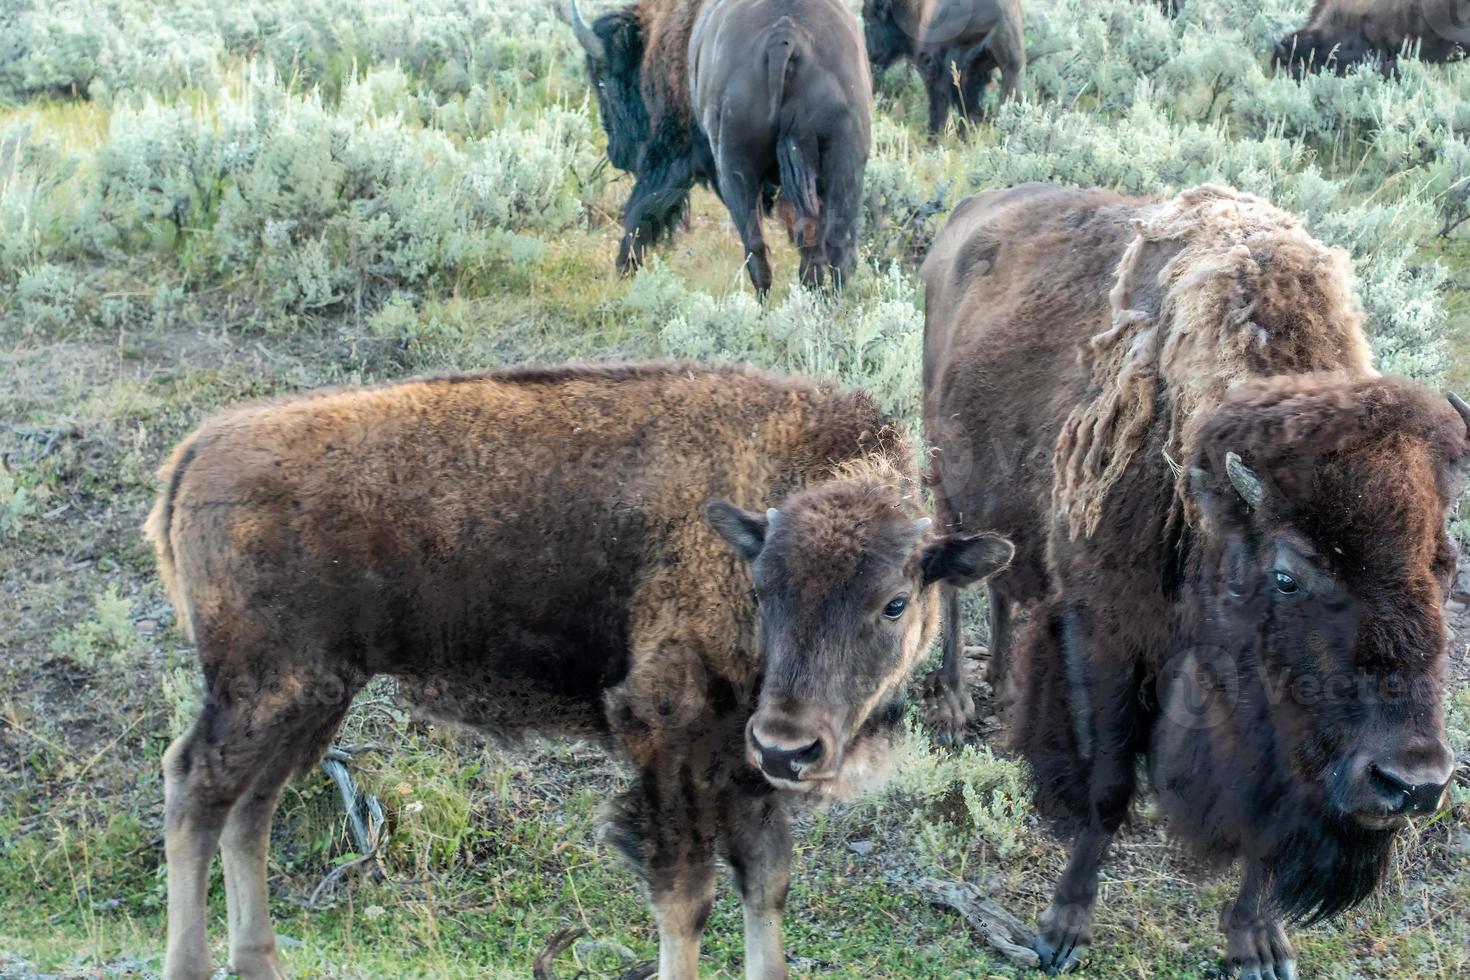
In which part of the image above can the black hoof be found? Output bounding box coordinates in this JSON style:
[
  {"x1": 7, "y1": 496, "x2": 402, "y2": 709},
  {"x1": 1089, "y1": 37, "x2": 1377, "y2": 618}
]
[{"x1": 1033, "y1": 933, "x2": 1084, "y2": 974}]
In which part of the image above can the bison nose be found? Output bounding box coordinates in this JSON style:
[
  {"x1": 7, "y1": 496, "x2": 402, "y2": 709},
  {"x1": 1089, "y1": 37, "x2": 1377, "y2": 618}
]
[
  {"x1": 753, "y1": 736, "x2": 825, "y2": 782},
  {"x1": 1368, "y1": 762, "x2": 1451, "y2": 816},
  {"x1": 748, "y1": 714, "x2": 834, "y2": 785},
  {"x1": 1360, "y1": 740, "x2": 1455, "y2": 818}
]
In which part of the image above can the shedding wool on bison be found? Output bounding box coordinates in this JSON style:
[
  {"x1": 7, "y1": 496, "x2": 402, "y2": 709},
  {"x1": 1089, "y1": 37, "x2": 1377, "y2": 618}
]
[
  {"x1": 921, "y1": 182, "x2": 1467, "y2": 978},
  {"x1": 1051, "y1": 185, "x2": 1373, "y2": 542}
]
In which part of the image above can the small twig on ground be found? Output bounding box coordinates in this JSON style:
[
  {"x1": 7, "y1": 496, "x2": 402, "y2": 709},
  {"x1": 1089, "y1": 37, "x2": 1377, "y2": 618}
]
[
  {"x1": 320, "y1": 745, "x2": 387, "y2": 867},
  {"x1": 532, "y1": 927, "x2": 587, "y2": 980},
  {"x1": 304, "y1": 846, "x2": 382, "y2": 910},
  {"x1": 615, "y1": 962, "x2": 657, "y2": 980},
  {"x1": 917, "y1": 877, "x2": 1040, "y2": 969},
  {"x1": 1, "y1": 423, "x2": 80, "y2": 464}
]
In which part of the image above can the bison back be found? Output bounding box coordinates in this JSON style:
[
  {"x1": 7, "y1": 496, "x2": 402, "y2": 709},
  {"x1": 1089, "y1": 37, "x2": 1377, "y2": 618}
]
[{"x1": 148, "y1": 363, "x2": 893, "y2": 735}]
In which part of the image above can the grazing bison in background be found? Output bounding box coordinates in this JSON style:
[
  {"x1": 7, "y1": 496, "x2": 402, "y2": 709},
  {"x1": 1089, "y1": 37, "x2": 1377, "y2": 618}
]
[
  {"x1": 1274, "y1": 0, "x2": 1468, "y2": 75},
  {"x1": 862, "y1": 0, "x2": 1025, "y2": 134},
  {"x1": 568, "y1": 0, "x2": 873, "y2": 291},
  {"x1": 149, "y1": 362, "x2": 1012, "y2": 980},
  {"x1": 921, "y1": 183, "x2": 1465, "y2": 977}
]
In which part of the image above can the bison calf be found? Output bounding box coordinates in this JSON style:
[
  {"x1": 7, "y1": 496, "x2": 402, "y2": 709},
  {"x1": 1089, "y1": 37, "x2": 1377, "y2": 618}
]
[
  {"x1": 569, "y1": 0, "x2": 872, "y2": 292},
  {"x1": 922, "y1": 184, "x2": 1466, "y2": 977},
  {"x1": 149, "y1": 362, "x2": 1011, "y2": 980}
]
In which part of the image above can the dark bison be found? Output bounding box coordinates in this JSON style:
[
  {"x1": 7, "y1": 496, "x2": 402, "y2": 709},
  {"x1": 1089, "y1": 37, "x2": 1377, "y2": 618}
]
[
  {"x1": 862, "y1": 0, "x2": 1025, "y2": 134},
  {"x1": 149, "y1": 362, "x2": 1012, "y2": 980},
  {"x1": 568, "y1": 0, "x2": 872, "y2": 291},
  {"x1": 922, "y1": 184, "x2": 1465, "y2": 976},
  {"x1": 1274, "y1": 0, "x2": 1468, "y2": 75}
]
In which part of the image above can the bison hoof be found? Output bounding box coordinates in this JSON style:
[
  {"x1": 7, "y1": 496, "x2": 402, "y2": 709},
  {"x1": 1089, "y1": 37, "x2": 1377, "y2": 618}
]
[
  {"x1": 1226, "y1": 917, "x2": 1297, "y2": 980},
  {"x1": 1032, "y1": 932, "x2": 1085, "y2": 975},
  {"x1": 920, "y1": 664, "x2": 976, "y2": 745},
  {"x1": 1034, "y1": 901, "x2": 1091, "y2": 975}
]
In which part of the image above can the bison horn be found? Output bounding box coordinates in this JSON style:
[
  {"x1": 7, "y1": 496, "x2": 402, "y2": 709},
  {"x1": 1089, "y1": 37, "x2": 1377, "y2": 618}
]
[
  {"x1": 766, "y1": 507, "x2": 780, "y2": 527},
  {"x1": 568, "y1": 0, "x2": 606, "y2": 61},
  {"x1": 1225, "y1": 451, "x2": 1265, "y2": 510},
  {"x1": 1447, "y1": 391, "x2": 1470, "y2": 436}
]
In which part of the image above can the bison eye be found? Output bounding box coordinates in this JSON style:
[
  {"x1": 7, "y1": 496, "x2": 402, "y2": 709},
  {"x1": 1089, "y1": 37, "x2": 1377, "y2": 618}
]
[
  {"x1": 883, "y1": 596, "x2": 908, "y2": 620},
  {"x1": 1274, "y1": 571, "x2": 1299, "y2": 595}
]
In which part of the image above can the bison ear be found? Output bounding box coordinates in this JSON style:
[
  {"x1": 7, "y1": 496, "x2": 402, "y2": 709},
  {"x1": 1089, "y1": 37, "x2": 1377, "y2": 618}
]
[
  {"x1": 921, "y1": 532, "x2": 1014, "y2": 588},
  {"x1": 705, "y1": 499, "x2": 769, "y2": 561}
]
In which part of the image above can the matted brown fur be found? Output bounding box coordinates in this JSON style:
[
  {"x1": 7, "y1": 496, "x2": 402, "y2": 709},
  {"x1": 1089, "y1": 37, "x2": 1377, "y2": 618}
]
[
  {"x1": 637, "y1": 0, "x2": 702, "y2": 125},
  {"x1": 148, "y1": 360, "x2": 1003, "y2": 980},
  {"x1": 1053, "y1": 184, "x2": 1374, "y2": 539}
]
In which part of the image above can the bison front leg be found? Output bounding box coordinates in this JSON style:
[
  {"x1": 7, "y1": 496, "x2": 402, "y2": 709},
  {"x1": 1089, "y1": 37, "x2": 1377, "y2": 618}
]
[
  {"x1": 616, "y1": 148, "x2": 694, "y2": 276},
  {"x1": 1221, "y1": 861, "x2": 1297, "y2": 980},
  {"x1": 917, "y1": 52, "x2": 956, "y2": 135},
  {"x1": 724, "y1": 788, "x2": 793, "y2": 980},
  {"x1": 601, "y1": 764, "x2": 719, "y2": 980},
  {"x1": 1033, "y1": 608, "x2": 1144, "y2": 974}
]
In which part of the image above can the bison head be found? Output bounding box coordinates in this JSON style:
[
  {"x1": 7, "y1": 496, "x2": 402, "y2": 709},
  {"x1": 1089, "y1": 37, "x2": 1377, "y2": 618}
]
[
  {"x1": 862, "y1": 0, "x2": 917, "y2": 76},
  {"x1": 567, "y1": 0, "x2": 649, "y2": 173},
  {"x1": 1156, "y1": 376, "x2": 1468, "y2": 919},
  {"x1": 706, "y1": 480, "x2": 1012, "y2": 795}
]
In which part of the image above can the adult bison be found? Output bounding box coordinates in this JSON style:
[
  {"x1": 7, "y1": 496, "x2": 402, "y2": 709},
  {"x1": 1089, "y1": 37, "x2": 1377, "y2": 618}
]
[
  {"x1": 862, "y1": 0, "x2": 1025, "y2": 134},
  {"x1": 149, "y1": 362, "x2": 1012, "y2": 980},
  {"x1": 922, "y1": 183, "x2": 1465, "y2": 976},
  {"x1": 568, "y1": 0, "x2": 872, "y2": 291},
  {"x1": 1274, "y1": 0, "x2": 1468, "y2": 75}
]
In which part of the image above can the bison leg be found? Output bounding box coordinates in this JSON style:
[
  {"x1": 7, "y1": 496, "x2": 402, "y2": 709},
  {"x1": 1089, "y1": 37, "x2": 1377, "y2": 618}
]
[
  {"x1": 601, "y1": 764, "x2": 720, "y2": 980},
  {"x1": 616, "y1": 148, "x2": 694, "y2": 276},
  {"x1": 815, "y1": 137, "x2": 864, "y2": 290},
  {"x1": 1222, "y1": 861, "x2": 1297, "y2": 980},
  {"x1": 984, "y1": 582, "x2": 1013, "y2": 689},
  {"x1": 1034, "y1": 609, "x2": 1145, "y2": 974},
  {"x1": 922, "y1": 586, "x2": 974, "y2": 742},
  {"x1": 723, "y1": 790, "x2": 793, "y2": 980},
  {"x1": 918, "y1": 52, "x2": 956, "y2": 135},
  {"x1": 162, "y1": 729, "x2": 231, "y2": 980},
  {"x1": 957, "y1": 48, "x2": 997, "y2": 123},
  {"x1": 164, "y1": 670, "x2": 357, "y2": 980},
  {"x1": 716, "y1": 156, "x2": 774, "y2": 297}
]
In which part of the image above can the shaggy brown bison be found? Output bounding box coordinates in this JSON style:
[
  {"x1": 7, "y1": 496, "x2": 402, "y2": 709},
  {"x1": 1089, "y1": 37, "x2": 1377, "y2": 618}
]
[
  {"x1": 862, "y1": 0, "x2": 1025, "y2": 133},
  {"x1": 1274, "y1": 0, "x2": 1469, "y2": 75},
  {"x1": 149, "y1": 362, "x2": 1012, "y2": 980},
  {"x1": 922, "y1": 183, "x2": 1466, "y2": 977},
  {"x1": 568, "y1": 0, "x2": 872, "y2": 291}
]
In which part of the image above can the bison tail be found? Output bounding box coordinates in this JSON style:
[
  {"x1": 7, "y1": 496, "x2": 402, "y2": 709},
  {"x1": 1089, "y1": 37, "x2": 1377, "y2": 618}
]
[
  {"x1": 777, "y1": 134, "x2": 821, "y2": 236},
  {"x1": 144, "y1": 433, "x2": 199, "y2": 643},
  {"x1": 766, "y1": 19, "x2": 798, "y2": 122}
]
